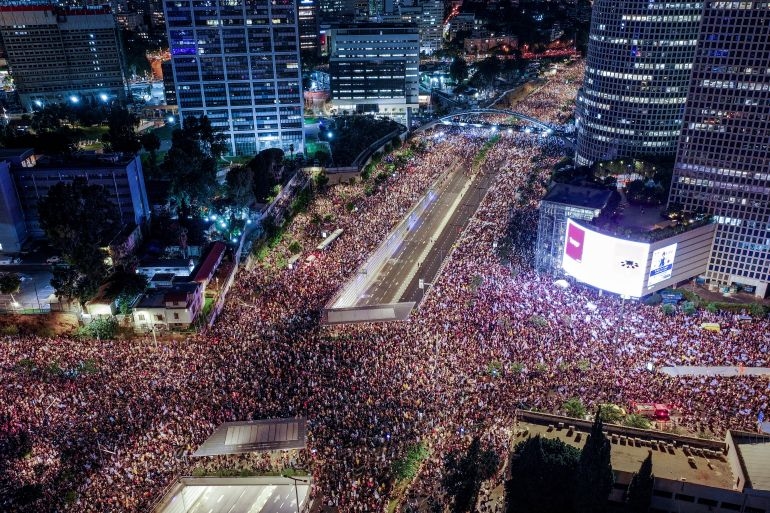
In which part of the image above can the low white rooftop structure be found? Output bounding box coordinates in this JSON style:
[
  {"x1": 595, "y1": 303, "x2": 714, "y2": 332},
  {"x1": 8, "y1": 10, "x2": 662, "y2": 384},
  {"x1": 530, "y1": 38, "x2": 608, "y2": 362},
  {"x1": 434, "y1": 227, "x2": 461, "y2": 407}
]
[{"x1": 154, "y1": 476, "x2": 311, "y2": 513}]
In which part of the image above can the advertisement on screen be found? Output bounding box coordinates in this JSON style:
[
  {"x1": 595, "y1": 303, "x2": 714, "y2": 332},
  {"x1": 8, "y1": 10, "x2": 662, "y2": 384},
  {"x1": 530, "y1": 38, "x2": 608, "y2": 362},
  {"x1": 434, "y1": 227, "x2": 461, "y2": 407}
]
[
  {"x1": 561, "y1": 219, "x2": 650, "y2": 297},
  {"x1": 648, "y1": 243, "x2": 677, "y2": 286}
]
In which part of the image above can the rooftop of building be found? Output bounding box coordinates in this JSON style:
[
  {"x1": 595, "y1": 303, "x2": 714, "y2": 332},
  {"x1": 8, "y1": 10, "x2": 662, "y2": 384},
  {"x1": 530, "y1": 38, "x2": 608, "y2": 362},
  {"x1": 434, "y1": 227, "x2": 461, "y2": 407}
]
[
  {"x1": 134, "y1": 281, "x2": 200, "y2": 309},
  {"x1": 516, "y1": 410, "x2": 735, "y2": 490},
  {"x1": 191, "y1": 241, "x2": 226, "y2": 283},
  {"x1": 331, "y1": 22, "x2": 419, "y2": 31},
  {"x1": 541, "y1": 182, "x2": 614, "y2": 210},
  {"x1": 150, "y1": 272, "x2": 176, "y2": 283},
  {"x1": 138, "y1": 258, "x2": 193, "y2": 269},
  {"x1": 0, "y1": 3, "x2": 112, "y2": 15},
  {"x1": 732, "y1": 431, "x2": 770, "y2": 491},
  {"x1": 0, "y1": 148, "x2": 33, "y2": 160},
  {"x1": 32, "y1": 152, "x2": 138, "y2": 169},
  {"x1": 134, "y1": 291, "x2": 164, "y2": 308},
  {"x1": 1, "y1": 149, "x2": 139, "y2": 170}
]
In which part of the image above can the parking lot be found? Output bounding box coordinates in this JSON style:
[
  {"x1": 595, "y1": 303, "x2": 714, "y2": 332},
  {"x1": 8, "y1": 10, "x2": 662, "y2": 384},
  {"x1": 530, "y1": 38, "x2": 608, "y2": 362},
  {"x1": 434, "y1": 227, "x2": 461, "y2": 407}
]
[{"x1": 0, "y1": 240, "x2": 61, "y2": 311}]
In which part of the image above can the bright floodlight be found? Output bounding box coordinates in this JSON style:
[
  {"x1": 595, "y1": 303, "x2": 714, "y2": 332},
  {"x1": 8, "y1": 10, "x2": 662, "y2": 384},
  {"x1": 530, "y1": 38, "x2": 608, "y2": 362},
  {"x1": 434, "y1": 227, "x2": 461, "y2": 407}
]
[
  {"x1": 168, "y1": 115, "x2": 175, "y2": 123},
  {"x1": 99, "y1": 93, "x2": 108, "y2": 102},
  {"x1": 70, "y1": 95, "x2": 79, "y2": 103},
  {"x1": 34, "y1": 100, "x2": 43, "y2": 107},
  {"x1": 327, "y1": 132, "x2": 333, "y2": 139}
]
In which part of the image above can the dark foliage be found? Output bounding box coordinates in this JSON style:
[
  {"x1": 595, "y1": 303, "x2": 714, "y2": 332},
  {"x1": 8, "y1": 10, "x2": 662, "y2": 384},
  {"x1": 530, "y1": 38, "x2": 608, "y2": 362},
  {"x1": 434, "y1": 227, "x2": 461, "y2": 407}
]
[
  {"x1": 573, "y1": 411, "x2": 614, "y2": 513},
  {"x1": 506, "y1": 435, "x2": 580, "y2": 513},
  {"x1": 443, "y1": 437, "x2": 500, "y2": 513}
]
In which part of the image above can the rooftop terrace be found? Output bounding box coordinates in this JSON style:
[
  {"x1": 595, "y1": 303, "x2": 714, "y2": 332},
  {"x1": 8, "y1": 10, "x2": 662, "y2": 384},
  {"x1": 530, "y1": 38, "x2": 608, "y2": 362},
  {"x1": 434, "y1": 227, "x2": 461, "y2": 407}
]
[{"x1": 516, "y1": 410, "x2": 735, "y2": 490}]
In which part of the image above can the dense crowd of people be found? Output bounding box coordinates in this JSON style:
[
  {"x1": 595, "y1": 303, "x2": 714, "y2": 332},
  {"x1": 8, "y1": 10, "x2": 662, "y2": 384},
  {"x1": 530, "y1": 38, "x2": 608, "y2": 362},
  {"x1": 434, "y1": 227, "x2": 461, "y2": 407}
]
[{"x1": 1, "y1": 59, "x2": 768, "y2": 513}]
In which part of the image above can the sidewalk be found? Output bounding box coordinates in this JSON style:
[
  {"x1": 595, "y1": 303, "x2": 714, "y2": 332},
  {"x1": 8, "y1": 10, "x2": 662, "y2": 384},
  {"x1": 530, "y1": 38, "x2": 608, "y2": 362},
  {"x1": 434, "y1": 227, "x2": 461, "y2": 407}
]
[{"x1": 659, "y1": 366, "x2": 770, "y2": 377}]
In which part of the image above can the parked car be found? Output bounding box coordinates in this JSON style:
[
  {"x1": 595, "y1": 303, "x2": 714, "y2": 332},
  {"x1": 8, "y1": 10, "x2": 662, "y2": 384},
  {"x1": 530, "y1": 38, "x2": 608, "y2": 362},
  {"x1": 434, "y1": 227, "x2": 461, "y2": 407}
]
[
  {"x1": 0, "y1": 256, "x2": 21, "y2": 265},
  {"x1": 46, "y1": 256, "x2": 62, "y2": 265}
]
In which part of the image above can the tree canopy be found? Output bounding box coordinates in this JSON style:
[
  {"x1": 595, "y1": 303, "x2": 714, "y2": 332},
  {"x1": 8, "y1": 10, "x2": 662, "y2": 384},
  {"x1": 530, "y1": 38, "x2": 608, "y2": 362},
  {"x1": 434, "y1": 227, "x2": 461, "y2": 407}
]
[
  {"x1": 450, "y1": 56, "x2": 469, "y2": 83},
  {"x1": 506, "y1": 435, "x2": 580, "y2": 513},
  {"x1": 0, "y1": 273, "x2": 21, "y2": 295},
  {"x1": 626, "y1": 452, "x2": 654, "y2": 513},
  {"x1": 38, "y1": 178, "x2": 120, "y2": 303},
  {"x1": 38, "y1": 178, "x2": 120, "y2": 257},
  {"x1": 162, "y1": 115, "x2": 227, "y2": 212},
  {"x1": 573, "y1": 411, "x2": 614, "y2": 513},
  {"x1": 102, "y1": 106, "x2": 141, "y2": 154},
  {"x1": 442, "y1": 437, "x2": 500, "y2": 513},
  {"x1": 225, "y1": 165, "x2": 256, "y2": 208}
]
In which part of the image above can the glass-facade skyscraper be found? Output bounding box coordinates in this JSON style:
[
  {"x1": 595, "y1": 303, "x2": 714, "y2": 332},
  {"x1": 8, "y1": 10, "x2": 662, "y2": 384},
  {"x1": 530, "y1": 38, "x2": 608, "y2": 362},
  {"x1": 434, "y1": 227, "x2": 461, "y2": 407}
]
[
  {"x1": 574, "y1": 1, "x2": 702, "y2": 166},
  {"x1": 668, "y1": 4, "x2": 770, "y2": 297},
  {"x1": 163, "y1": 0, "x2": 304, "y2": 156}
]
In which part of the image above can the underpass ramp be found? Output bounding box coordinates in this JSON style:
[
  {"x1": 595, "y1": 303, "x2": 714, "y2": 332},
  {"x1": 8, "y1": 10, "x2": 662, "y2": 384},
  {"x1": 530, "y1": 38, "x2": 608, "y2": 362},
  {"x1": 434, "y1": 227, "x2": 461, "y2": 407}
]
[{"x1": 322, "y1": 302, "x2": 415, "y2": 325}]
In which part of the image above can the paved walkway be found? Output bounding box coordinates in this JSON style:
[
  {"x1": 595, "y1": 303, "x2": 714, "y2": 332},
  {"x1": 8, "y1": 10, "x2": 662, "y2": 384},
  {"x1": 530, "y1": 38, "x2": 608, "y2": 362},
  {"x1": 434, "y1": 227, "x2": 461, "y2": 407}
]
[{"x1": 660, "y1": 366, "x2": 770, "y2": 377}]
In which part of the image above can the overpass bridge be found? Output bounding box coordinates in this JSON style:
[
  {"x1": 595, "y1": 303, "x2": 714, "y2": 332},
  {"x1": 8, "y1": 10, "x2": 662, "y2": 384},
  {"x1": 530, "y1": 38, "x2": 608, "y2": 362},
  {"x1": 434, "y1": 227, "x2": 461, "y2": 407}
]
[
  {"x1": 414, "y1": 108, "x2": 575, "y2": 147},
  {"x1": 415, "y1": 108, "x2": 562, "y2": 134}
]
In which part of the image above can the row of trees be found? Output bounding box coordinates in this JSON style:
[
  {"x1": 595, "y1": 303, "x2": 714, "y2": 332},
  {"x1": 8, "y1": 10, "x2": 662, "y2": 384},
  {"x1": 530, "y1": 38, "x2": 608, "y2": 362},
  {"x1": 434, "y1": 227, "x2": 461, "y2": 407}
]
[
  {"x1": 0, "y1": 102, "x2": 144, "y2": 155},
  {"x1": 506, "y1": 412, "x2": 653, "y2": 513}
]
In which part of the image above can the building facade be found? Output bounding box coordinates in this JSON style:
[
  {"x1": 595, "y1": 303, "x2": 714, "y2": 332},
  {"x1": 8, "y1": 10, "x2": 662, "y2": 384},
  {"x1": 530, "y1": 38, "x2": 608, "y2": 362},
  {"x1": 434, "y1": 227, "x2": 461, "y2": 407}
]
[
  {"x1": 0, "y1": 3, "x2": 127, "y2": 111},
  {"x1": 132, "y1": 280, "x2": 203, "y2": 332},
  {"x1": 0, "y1": 160, "x2": 26, "y2": 254},
  {"x1": 668, "y1": 4, "x2": 770, "y2": 298},
  {"x1": 398, "y1": 0, "x2": 443, "y2": 55},
  {"x1": 297, "y1": 0, "x2": 320, "y2": 56},
  {"x1": 573, "y1": 1, "x2": 702, "y2": 166},
  {"x1": 160, "y1": 59, "x2": 176, "y2": 105},
  {"x1": 329, "y1": 23, "x2": 419, "y2": 121},
  {"x1": 535, "y1": 183, "x2": 612, "y2": 273},
  {"x1": 0, "y1": 150, "x2": 151, "y2": 248},
  {"x1": 163, "y1": 0, "x2": 305, "y2": 156}
]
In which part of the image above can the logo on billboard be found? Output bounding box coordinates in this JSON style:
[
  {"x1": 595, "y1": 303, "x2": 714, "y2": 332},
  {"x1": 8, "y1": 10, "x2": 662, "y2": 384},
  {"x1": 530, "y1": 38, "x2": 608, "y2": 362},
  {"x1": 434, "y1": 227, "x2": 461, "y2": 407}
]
[
  {"x1": 619, "y1": 260, "x2": 640, "y2": 270},
  {"x1": 565, "y1": 223, "x2": 585, "y2": 262}
]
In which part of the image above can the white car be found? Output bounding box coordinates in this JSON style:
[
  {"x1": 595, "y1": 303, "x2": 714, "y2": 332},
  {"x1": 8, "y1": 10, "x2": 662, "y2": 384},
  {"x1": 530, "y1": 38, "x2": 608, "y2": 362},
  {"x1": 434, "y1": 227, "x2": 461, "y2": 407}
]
[
  {"x1": 46, "y1": 256, "x2": 62, "y2": 265},
  {"x1": 0, "y1": 256, "x2": 21, "y2": 265}
]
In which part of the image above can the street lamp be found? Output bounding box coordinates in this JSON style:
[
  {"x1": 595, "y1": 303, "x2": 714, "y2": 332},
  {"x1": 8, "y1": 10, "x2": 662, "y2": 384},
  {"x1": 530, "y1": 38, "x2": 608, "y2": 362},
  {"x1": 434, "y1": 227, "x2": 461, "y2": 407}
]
[{"x1": 282, "y1": 475, "x2": 309, "y2": 513}]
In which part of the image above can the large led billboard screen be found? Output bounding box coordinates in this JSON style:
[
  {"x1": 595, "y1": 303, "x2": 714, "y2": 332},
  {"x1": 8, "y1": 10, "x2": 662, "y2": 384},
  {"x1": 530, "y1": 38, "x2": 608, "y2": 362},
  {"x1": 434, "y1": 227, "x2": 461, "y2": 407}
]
[
  {"x1": 562, "y1": 219, "x2": 650, "y2": 297},
  {"x1": 648, "y1": 243, "x2": 678, "y2": 286}
]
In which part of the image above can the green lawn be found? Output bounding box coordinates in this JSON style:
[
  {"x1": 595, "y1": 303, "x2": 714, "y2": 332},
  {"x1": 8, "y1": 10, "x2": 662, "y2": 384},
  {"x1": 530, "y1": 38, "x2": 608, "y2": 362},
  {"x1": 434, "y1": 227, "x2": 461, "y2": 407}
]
[
  {"x1": 202, "y1": 297, "x2": 215, "y2": 317},
  {"x1": 78, "y1": 125, "x2": 109, "y2": 140},
  {"x1": 151, "y1": 124, "x2": 175, "y2": 142}
]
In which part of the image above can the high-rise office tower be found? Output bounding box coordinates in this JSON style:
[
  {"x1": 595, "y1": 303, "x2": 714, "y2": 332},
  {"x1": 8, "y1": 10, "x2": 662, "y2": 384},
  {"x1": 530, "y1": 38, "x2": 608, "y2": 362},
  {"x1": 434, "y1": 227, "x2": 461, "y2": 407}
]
[
  {"x1": 398, "y1": 0, "x2": 443, "y2": 54},
  {"x1": 329, "y1": 23, "x2": 419, "y2": 122},
  {"x1": 161, "y1": 59, "x2": 176, "y2": 106},
  {"x1": 298, "y1": 0, "x2": 320, "y2": 56},
  {"x1": 163, "y1": 0, "x2": 304, "y2": 156},
  {"x1": 0, "y1": 3, "x2": 127, "y2": 111},
  {"x1": 668, "y1": 4, "x2": 770, "y2": 297},
  {"x1": 573, "y1": 1, "x2": 702, "y2": 166}
]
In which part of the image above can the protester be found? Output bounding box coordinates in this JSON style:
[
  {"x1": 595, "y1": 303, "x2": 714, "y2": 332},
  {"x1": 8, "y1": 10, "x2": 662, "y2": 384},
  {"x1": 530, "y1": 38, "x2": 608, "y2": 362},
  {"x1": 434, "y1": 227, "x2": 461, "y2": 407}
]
[{"x1": 1, "y1": 59, "x2": 767, "y2": 513}]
